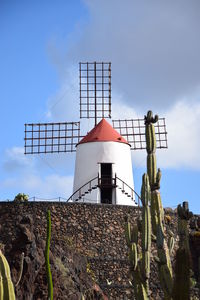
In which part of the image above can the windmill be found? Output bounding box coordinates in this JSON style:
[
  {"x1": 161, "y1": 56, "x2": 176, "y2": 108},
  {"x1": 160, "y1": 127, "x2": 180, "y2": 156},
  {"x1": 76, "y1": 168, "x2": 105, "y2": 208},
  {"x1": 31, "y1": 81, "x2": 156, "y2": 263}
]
[{"x1": 24, "y1": 62, "x2": 167, "y2": 206}]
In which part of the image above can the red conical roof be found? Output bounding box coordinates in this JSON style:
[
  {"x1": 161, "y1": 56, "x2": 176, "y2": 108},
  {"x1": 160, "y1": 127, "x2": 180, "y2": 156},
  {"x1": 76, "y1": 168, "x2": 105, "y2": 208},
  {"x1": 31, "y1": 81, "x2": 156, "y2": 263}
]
[{"x1": 78, "y1": 119, "x2": 129, "y2": 145}]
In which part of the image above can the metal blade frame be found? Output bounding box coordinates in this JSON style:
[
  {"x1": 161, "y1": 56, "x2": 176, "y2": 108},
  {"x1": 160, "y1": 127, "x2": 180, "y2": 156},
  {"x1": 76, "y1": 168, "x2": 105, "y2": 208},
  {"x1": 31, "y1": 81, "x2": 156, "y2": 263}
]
[
  {"x1": 112, "y1": 118, "x2": 168, "y2": 150},
  {"x1": 24, "y1": 121, "x2": 81, "y2": 154},
  {"x1": 79, "y1": 62, "x2": 111, "y2": 125}
]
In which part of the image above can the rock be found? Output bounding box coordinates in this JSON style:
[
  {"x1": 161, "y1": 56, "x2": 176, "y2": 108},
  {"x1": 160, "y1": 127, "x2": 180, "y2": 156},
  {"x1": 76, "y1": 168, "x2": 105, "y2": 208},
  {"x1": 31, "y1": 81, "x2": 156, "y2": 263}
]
[{"x1": 0, "y1": 202, "x2": 199, "y2": 299}]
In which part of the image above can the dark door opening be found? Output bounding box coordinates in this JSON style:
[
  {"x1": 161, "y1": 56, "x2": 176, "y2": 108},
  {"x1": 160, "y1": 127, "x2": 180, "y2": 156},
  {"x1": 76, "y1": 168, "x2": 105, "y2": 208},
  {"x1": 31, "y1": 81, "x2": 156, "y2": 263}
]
[
  {"x1": 100, "y1": 163, "x2": 112, "y2": 204},
  {"x1": 101, "y1": 163, "x2": 112, "y2": 177},
  {"x1": 101, "y1": 189, "x2": 112, "y2": 204}
]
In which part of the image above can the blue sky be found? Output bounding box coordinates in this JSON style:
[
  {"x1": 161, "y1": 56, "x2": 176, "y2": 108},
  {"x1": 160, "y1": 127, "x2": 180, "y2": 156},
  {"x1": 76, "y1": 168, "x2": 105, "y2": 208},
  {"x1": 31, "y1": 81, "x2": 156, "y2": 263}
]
[{"x1": 1, "y1": 0, "x2": 200, "y2": 213}]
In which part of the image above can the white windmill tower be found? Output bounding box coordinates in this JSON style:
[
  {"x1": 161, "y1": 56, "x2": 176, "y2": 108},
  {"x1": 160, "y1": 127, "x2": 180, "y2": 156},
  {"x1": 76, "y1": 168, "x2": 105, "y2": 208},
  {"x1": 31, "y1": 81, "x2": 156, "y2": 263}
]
[
  {"x1": 24, "y1": 62, "x2": 167, "y2": 206},
  {"x1": 73, "y1": 118, "x2": 135, "y2": 205}
]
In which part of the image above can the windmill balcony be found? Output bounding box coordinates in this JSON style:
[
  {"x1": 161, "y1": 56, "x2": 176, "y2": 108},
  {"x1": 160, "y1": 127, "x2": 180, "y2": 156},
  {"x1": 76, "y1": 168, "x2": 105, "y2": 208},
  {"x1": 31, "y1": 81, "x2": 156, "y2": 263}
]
[{"x1": 98, "y1": 176, "x2": 117, "y2": 188}]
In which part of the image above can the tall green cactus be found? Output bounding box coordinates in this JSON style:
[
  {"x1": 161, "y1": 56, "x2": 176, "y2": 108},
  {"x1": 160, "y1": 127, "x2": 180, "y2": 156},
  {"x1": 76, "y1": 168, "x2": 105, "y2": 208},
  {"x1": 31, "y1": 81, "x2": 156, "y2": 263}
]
[
  {"x1": 0, "y1": 250, "x2": 15, "y2": 300},
  {"x1": 145, "y1": 111, "x2": 173, "y2": 299},
  {"x1": 45, "y1": 210, "x2": 53, "y2": 300},
  {"x1": 125, "y1": 110, "x2": 196, "y2": 299},
  {"x1": 141, "y1": 174, "x2": 151, "y2": 293},
  {"x1": 125, "y1": 173, "x2": 151, "y2": 299},
  {"x1": 172, "y1": 202, "x2": 193, "y2": 300}
]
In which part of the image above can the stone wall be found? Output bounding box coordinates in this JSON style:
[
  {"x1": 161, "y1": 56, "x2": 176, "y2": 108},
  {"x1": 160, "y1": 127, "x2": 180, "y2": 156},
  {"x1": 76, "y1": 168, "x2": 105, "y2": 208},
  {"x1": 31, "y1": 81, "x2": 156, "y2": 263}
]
[{"x1": 0, "y1": 202, "x2": 199, "y2": 299}]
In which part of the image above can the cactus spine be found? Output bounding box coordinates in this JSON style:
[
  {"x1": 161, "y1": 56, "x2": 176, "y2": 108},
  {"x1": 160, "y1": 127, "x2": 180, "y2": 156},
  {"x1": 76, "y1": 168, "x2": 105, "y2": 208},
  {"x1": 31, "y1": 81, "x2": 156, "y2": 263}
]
[
  {"x1": 125, "y1": 173, "x2": 151, "y2": 299},
  {"x1": 145, "y1": 111, "x2": 173, "y2": 299},
  {"x1": 45, "y1": 210, "x2": 53, "y2": 300},
  {"x1": 0, "y1": 250, "x2": 15, "y2": 300}
]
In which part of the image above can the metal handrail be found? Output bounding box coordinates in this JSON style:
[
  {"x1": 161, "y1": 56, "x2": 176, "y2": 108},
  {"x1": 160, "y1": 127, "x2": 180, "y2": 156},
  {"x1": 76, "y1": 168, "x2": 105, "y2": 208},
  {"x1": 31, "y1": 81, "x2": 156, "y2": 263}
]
[
  {"x1": 67, "y1": 176, "x2": 98, "y2": 202},
  {"x1": 98, "y1": 176, "x2": 116, "y2": 187},
  {"x1": 67, "y1": 174, "x2": 141, "y2": 206},
  {"x1": 115, "y1": 176, "x2": 141, "y2": 206}
]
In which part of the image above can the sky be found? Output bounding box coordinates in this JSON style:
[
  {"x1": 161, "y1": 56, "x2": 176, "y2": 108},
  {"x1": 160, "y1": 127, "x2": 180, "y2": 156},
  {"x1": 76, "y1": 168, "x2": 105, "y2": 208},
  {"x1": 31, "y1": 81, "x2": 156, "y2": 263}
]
[{"x1": 0, "y1": 0, "x2": 200, "y2": 213}]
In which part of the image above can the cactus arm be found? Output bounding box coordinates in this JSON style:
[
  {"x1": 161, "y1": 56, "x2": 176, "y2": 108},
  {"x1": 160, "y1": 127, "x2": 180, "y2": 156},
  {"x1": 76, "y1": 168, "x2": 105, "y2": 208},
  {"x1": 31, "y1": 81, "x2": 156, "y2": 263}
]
[
  {"x1": 125, "y1": 217, "x2": 132, "y2": 246},
  {"x1": 0, "y1": 274, "x2": 3, "y2": 299},
  {"x1": 130, "y1": 243, "x2": 138, "y2": 271},
  {"x1": 45, "y1": 210, "x2": 53, "y2": 300},
  {"x1": 0, "y1": 250, "x2": 15, "y2": 300},
  {"x1": 15, "y1": 252, "x2": 24, "y2": 287},
  {"x1": 156, "y1": 225, "x2": 173, "y2": 298},
  {"x1": 168, "y1": 237, "x2": 174, "y2": 256}
]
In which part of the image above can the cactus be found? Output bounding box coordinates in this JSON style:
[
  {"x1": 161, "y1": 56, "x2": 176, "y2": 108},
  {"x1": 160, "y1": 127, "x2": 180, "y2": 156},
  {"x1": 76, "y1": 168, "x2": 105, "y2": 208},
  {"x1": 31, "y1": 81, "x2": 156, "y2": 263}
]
[
  {"x1": 0, "y1": 250, "x2": 15, "y2": 300},
  {"x1": 45, "y1": 210, "x2": 53, "y2": 300},
  {"x1": 168, "y1": 237, "x2": 175, "y2": 255},
  {"x1": 145, "y1": 111, "x2": 173, "y2": 299},
  {"x1": 156, "y1": 224, "x2": 173, "y2": 299},
  {"x1": 125, "y1": 219, "x2": 132, "y2": 247},
  {"x1": 125, "y1": 173, "x2": 151, "y2": 299},
  {"x1": 125, "y1": 110, "x2": 196, "y2": 299},
  {"x1": 147, "y1": 154, "x2": 157, "y2": 187},
  {"x1": 172, "y1": 202, "x2": 193, "y2": 300},
  {"x1": 125, "y1": 221, "x2": 149, "y2": 299},
  {"x1": 15, "y1": 252, "x2": 24, "y2": 287},
  {"x1": 141, "y1": 174, "x2": 151, "y2": 292},
  {"x1": 129, "y1": 242, "x2": 138, "y2": 271}
]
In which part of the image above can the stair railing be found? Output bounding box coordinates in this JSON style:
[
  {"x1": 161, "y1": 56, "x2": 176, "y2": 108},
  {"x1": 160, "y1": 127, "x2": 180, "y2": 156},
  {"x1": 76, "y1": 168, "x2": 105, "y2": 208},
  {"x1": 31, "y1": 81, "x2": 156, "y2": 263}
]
[{"x1": 67, "y1": 174, "x2": 141, "y2": 206}]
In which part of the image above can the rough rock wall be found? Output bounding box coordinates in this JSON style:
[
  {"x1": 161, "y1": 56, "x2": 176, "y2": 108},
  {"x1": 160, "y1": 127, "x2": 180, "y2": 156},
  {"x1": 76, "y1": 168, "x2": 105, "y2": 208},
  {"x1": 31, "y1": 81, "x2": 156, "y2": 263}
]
[{"x1": 0, "y1": 202, "x2": 199, "y2": 299}]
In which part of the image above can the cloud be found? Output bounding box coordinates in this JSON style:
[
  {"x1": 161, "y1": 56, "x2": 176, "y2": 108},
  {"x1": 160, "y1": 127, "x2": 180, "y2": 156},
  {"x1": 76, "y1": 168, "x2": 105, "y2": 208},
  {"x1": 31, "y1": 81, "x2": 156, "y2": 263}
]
[
  {"x1": 44, "y1": 0, "x2": 200, "y2": 165},
  {"x1": 112, "y1": 98, "x2": 200, "y2": 170},
  {"x1": 60, "y1": 0, "x2": 200, "y2": 110},
  {"x1": 157, "y1": 100, "x2": 200, "y2": 169},
  {"x1": 1, "y1": 146, "x2": 74, "y2": 199},
  {"x1": 0, "y1": 174, "x2": 73, "y2": 200},
  {"x1": 45, "y1": 65, "x2": 79, "y2": 122},
  {"x1": 4, "y1": 0, "x2": 200, "y2": 200},
  {"x1": 3, "y1": 147, "x2": 34, "y2": 173},
  {"x1": 42, "y1": 63, "x2": 200, "y2": 172}
]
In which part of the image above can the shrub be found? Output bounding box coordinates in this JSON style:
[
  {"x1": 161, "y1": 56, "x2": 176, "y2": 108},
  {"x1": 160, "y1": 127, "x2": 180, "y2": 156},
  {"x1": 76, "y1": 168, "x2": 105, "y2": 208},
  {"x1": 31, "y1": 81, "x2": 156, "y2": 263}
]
[{"x1": 14, "y1": 193, "x2": 29, "y2": 202}]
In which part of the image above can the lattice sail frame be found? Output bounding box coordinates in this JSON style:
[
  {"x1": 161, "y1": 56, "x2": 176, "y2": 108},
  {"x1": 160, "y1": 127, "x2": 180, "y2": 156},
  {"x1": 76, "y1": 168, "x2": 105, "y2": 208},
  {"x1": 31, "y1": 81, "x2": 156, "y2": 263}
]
[
  {"x1": 24, "y1": 122, "x2": 81, "y2": 154},
  {"x1": 112, "y1": 118, "x2": 168, "y2": 150},
  {"x1": 79, "y1": 62, "x2": 111, "y2": 125}
]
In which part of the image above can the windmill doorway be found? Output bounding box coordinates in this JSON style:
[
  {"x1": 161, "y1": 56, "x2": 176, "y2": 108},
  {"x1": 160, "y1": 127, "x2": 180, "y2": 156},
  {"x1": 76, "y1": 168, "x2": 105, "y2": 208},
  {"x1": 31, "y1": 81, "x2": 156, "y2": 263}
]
[{"x1": 100, "y1": 163, "x2": 113, "y2": 204}]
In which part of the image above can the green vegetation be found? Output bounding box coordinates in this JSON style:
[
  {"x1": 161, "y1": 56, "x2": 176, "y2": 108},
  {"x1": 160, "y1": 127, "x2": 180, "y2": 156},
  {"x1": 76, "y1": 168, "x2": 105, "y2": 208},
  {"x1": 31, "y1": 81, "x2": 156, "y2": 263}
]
[
  {"x1": 125, "y1": 173, "x2": 151, "y2": 299},
  {"x1": 172, "y1": 202, "x2": 193, "y2": 300},
  {"x1": 13, "y1": 193, "x2": 29, "y2": 202},
  {"x1": 125, "y1": 111, "x2": 196, "y2": 300},
  {"x1": 0, "y1": 250, "x2": 15, "y2": 300},
  {"x1": 15, "y1": 252, "x2": 24, "y2": 287},
  {"x1": 45, "y1": 210, "x2": 53, "y2": 300}
]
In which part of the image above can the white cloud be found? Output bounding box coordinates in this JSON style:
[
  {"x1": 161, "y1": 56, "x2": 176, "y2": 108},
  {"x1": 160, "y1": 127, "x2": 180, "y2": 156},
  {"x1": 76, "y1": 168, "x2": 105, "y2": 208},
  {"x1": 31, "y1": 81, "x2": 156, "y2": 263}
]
[
  {"x1": 113, "y1": 98, "x2": 200, "y2": 170},
  {"x1": 3, "y1": 147, "x2": 34, "y2": 172},
  {"x1": 62, "y1": 0, "x2": 200, "y2": 109},
  {"x1": 1, "y1": 146, "x2": 74, "y2": 200},
  {"x1": 0, "y1": 173, "x2": 73, "y2": 200},
  {"x1": 45, "y1": 65, "x2": 79, "y2": 122},
  {"x1": 157, "y1": 101, "x2": 200, "y2": 169}
]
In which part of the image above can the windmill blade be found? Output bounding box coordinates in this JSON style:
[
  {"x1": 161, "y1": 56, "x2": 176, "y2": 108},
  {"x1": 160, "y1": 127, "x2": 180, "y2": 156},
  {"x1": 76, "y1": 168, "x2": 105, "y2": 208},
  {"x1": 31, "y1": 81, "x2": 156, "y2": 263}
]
[
  {"x1": 24, "y1": 121, "x2": 81, "y2": 154},
  {"x1": 79, "y1": 62, "x2": 111, "y2": 126},
  {"x1": 112, "y1": 118, "x2": 168, "y2": 150}
]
